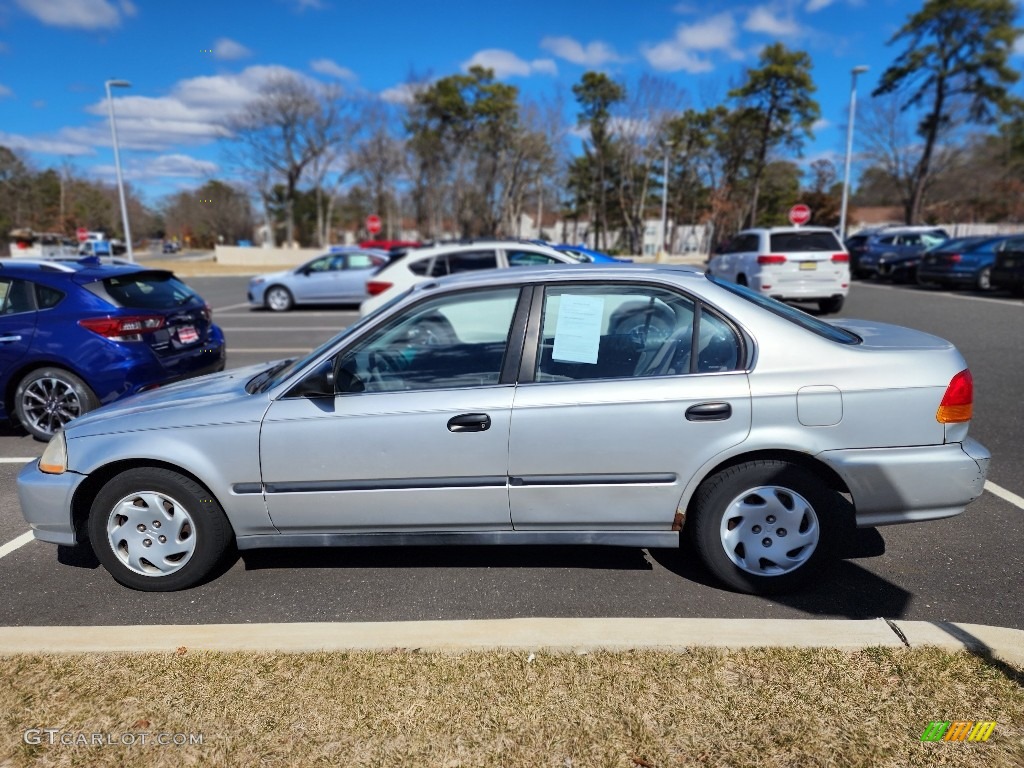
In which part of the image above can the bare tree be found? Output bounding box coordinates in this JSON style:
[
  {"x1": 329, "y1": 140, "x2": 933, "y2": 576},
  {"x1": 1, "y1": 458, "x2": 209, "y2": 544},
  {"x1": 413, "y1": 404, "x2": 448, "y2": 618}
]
[
  {"x1": 227, "y1": 74, "x2": 333, "y2": 247},
  {"x1": 350, "y1": 101, "x2": 407, "y2": 239}
]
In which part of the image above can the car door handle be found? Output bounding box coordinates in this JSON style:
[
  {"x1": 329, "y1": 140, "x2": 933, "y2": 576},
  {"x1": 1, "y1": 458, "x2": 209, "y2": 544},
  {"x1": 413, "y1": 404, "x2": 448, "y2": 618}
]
[
  {"x1": 447, "y1": 413, "x2": 491, "y2": 433},
  {"x1": 0, "y1": 335, "x2": 22, "y2": 344},
  {"x1": 685, "y1": 402, "x2": 732, "y2": 422}
]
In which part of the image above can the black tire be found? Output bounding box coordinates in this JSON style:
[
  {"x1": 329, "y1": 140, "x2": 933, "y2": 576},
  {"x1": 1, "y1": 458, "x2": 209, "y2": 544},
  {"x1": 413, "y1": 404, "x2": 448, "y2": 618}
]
[
  {"x1": 976, "y1": 267, "x2": 992, "y2": 292},
  {"x1": 691, "y1": 460, "x2": 849, "y2": 595},
  {"x1": 14, "y1": 367, "x2": 99, "y2": 441},
  {"x1": 736, "y1": 274, "x2": 748, "y2": 287},
  {"x1": 87, "y1": 467, "x2": 233, "y2": 591},
  {"x1": 817, "y1": 296, "x2": 844, "y2": 314},
  {"x1": 264, "y1": 285, "x2": 294, "y2": 312}
]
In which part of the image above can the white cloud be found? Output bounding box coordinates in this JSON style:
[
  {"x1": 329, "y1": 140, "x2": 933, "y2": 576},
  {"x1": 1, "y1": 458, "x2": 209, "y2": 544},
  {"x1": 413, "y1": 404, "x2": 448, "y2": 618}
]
[
  {"x1": 14, "y1": 0, "x2": 124, "y2": 29},
  {"x1": 380, "y1": 82, "x2": 424, "y2": 105},
  {"x1": 76, "y1": 65, "x2": 309, "y2": 151},
  {"x1": 288, "y1": 0, "x2": 326, "y2": 10},
  {"x1": 94, "y1": 154, "x2": 218, "y2": 182},
  {"x1": 310, "y1": 58, "x2": 356, "y2": 80},
  {"x1": 32, "y1": 99, "x2": 46, "y2": 108},
  {"x1": 641, "y1": 12, "x2": 741, "y2": 73},
  {"x1": 1014, "y1": 34, "x2": 1024, "y2": 56},
  {"x1": 806, "y1": 0, "x2": 835, "y2": 10},
  {"x1": 540, "y1": 36, "x2": 624, "y2": 67},
  {"x1": 812, "y1": 118, "x2": 830, "y2": 132},
  {"x1": 0, "y1": 84, "x2": 12, "y2": 98},
  {"x1": 213, "y1": 37, "x2": 252, "y2": 60},
  {"x1": 744, "y1": 6, "x2": 802, "y2": 37},
  {"x1": 119, "y1": 0, "x2": 136, "y2": 17},
  {"x1": 0, "y1": 130, "x2": 95, "y2": 156},
  {"x1": 461, "y1": 49, "x2": 557, "y2": 78},
  {"x1": 672, "y1": 2, "x2": 698, "y2": 12}
]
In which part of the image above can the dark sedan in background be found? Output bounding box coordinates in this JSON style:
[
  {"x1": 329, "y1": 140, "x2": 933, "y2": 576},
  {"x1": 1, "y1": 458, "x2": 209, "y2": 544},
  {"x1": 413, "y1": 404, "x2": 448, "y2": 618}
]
[
  {"x1": 917, "y1": 235, "x2": 1010, "y2": 291},
  {"x1": 991, "y1": 235, "x2": 1024, "y2": 296}
]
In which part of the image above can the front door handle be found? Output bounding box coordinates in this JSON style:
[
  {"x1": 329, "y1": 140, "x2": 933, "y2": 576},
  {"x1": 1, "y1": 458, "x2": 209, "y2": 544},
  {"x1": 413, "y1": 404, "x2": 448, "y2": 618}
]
[
  {"x1": 447, "y1": 413, "x2": 491, "y2": 433},
  {"x1": 0, "y1": 335, "x2": 22, "y2": 344},
  {"x1": 685, "y1": 402, "x2": 732, "y2": 422}
]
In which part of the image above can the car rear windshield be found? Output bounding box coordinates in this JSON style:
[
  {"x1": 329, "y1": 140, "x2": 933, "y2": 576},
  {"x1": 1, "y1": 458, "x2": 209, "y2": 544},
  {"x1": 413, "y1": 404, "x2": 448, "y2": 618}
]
[
  {"x1": 87, "y1": 271, "x2": 199, "y2": 309},
  {"x1": 707, "y1": 275, "x2": 861, "y2": 345},
  {"x1": 769, "y1": 231, "x2": 842, "y2": 252}
]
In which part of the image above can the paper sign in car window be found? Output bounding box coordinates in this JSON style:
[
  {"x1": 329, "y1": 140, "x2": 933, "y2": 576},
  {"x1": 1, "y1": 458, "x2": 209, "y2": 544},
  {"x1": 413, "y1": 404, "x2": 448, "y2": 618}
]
[{"x1": 552, "y1": 294, "x2": 604, "y2": 364}]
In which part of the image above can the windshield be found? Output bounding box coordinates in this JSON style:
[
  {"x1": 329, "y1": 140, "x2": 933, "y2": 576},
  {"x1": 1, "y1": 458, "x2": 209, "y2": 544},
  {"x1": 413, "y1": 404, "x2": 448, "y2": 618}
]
[
  {"x1": 88, "y1": 271, "x2": 199, "y2": 309},
  {"x1": 251, "y1": 287, "x2": 415, "y2": 393}
]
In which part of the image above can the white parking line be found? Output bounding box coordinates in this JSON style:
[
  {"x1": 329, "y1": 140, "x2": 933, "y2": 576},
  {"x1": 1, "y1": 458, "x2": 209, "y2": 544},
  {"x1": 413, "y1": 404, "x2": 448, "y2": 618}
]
[
  {"x1": 211, "y1": 302, "x2": 252, "y2": 312},
  {"x1": 985, "y1": 481, "x2": 1024, "y2": 511},
  {"x1": 855, "y1": 282, "x2": 1023, "y2": 308},
  {"x1": 0, "y1": 458, "x2": 36, "y2": 464},
  {"x1": 0, "y1": 531, "x2": 34, "y2": 560},
  {"x1": 220, "y1": 327, "x2": 341, "y2": 332},
  {"x1": 231, "y1": 348, "x2": 312, "y2": 353}
]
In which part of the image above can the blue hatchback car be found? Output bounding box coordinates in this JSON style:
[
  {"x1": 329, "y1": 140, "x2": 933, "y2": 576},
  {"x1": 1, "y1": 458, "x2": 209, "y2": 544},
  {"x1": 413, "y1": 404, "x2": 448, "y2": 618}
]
[{"x1": 0, "y1": 259, "x2": 225, "y2": 440}]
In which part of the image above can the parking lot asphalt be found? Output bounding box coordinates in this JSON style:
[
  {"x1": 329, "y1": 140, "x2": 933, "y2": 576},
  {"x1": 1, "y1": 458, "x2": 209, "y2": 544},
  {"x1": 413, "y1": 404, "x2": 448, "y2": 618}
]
[{"x1": 0, "y1": 276, "x2": 1020, "y2": 629}]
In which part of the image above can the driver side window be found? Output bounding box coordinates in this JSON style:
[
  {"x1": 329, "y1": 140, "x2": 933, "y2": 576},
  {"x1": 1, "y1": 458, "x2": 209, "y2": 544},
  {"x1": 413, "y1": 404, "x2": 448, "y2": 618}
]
[{"x1": 335, "y1": 288, "x2": 521, "y2": 393}]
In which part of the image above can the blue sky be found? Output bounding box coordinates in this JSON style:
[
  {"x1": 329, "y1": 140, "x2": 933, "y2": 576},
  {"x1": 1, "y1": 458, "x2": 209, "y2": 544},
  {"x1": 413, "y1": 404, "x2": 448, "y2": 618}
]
[{"x1": 1, "y1": 0, "x2": 1023, "y2": 204}]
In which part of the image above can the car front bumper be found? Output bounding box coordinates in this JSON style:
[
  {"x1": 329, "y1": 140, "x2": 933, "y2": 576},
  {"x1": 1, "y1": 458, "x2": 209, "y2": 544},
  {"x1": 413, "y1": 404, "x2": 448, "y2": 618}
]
[
  {"x1": 17, "y1": 461, "x2": 86, "y2": 546},
  {"x1": 818, "y1": 438, "x2": 990, "y2": 527}
]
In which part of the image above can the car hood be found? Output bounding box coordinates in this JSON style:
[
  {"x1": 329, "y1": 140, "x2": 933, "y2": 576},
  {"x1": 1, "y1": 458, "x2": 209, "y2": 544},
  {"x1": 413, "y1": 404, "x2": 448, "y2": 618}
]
[
  {"x1": 253, "y1": 269, "x2": 292, "y2": 283},
  {"x1": 66, "y1": 361, "x2": 276, "y2": 437},
  {"x1": 834, "y1": 319, "x2": 954, "y2": 350}
]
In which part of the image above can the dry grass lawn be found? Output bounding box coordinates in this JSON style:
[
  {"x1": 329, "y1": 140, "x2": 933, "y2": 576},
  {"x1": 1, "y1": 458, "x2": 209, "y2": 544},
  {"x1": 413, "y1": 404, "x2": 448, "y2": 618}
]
[{"x1": 1, "y1": 647, "x2": 1022, "y2": 767}]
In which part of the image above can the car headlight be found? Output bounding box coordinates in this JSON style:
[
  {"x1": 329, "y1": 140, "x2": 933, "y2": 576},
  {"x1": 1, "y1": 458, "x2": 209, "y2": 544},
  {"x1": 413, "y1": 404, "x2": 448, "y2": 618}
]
[{"x1": 39, "y1": 431, "x2": 67, "y2": 474}]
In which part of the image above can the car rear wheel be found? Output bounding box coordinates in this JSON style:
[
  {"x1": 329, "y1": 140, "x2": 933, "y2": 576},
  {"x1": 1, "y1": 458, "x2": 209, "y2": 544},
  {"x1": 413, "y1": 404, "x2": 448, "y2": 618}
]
[
  {"x1": 14, "y1": 367, "x2": 99, "y2": 441},
  {"x1": 87, "y1": 467, "x2": 233, "y2": 591},
  {"x1": 691, "y1": 460, "x2": 847, "y2": 595},
  {"x1": 976, "y1": 267, "x2": 992, "y2": 291},
  {"x1": 817, "y1": 296, "x2": 844, "y2": 314},
  {"x1": 265, "y1": 285, "x2": 294, "y2": 312}
]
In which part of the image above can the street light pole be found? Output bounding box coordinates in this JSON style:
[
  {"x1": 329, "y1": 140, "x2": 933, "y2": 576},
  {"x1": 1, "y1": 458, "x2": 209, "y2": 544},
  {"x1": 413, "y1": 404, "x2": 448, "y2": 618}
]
[
  {"x1": 105, "y1": 79, "x2": 133, "y2": 262},
  {"x1": 839, "y1": 65, "x2": 869, "y2": 242},
  {"x1": 659, "y1": 142, "x2": 673, "y2": 261}
]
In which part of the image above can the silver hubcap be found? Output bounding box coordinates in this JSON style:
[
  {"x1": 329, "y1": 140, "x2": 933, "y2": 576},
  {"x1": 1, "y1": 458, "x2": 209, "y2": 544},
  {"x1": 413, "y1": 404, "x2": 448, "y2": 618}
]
[
  {"x1": 267, "y1": 289, "x2": 290, "y2": 311},
  {"x1": 719, "y1": 485, "x2": 819, "y2": 576},
  {"x1": 106, "y1": 491, "x2": 197, "y2": 577},
  {"x1": 978, "y1": 269, "x2": 991, "y2": 290},
  {"x1": 21, "y1": 377, "x2": 82, "y2": 435}
]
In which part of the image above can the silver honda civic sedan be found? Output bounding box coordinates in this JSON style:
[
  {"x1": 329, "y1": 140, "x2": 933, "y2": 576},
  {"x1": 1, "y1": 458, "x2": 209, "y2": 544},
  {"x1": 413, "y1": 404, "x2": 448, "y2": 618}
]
[{"x1": 18, "y1": 265, "x2": 990, "y2": 594}]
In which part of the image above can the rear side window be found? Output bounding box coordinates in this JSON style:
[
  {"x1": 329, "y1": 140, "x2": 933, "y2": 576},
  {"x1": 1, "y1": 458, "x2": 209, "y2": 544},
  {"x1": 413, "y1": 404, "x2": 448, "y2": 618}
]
[
  {"x1": 35, "y1": 284, "x2": 65, "y2": 309},
  {"x1": 88, "y1": 272, "x2": 199, "y2": 309},
  {"x1": 769, "y1": 231, "x2": 842, "y2": 252},
  {"x1": 411, "y1": 250, "x2": 498, "y2": 277},
  {"x1": 507, "y1": 250, "x2": 563, "y2": 266},
  {"x1": 0, "y1": 279, "x2": 34, "y2": 315}
]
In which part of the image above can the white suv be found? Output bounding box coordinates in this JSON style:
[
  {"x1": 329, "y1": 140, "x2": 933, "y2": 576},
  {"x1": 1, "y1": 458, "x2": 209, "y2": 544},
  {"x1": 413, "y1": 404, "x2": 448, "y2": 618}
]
[
  {"x1": 708, "y1": 226, "x2": 850, "y2": 314},
  {"x1": 359, "y1": 240, "x2": 580, "y2": 315}
]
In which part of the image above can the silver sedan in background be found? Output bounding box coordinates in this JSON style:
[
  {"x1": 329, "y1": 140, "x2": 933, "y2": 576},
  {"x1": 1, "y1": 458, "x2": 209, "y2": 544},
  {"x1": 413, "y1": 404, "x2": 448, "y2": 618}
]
[
  {"x1": 20, "y1": 265, "x2": 989, "y2": 594},
  {"x1": 247, "y1": 247, "x2": 388, "y2": 311}
]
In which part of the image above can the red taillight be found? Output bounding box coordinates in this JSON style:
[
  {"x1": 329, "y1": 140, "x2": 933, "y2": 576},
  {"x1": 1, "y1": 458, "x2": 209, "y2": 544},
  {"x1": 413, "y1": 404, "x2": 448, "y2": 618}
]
[
  {"x1": 947, "y1": 254, "x2": 962, "y2": 263},
  {"x1": 79, "y1": 315, "x2": 166, "y2": 341},
  {"x1": 831, "y1": 253, "x2": 849, "y2": 263},
  {"x1": 757, "y1": 255, "x2": 787, "y2": 265},
  {"x1": 936, "y1": 369, "x2": 973, "y2": 423},
  {"x1": 366, "y1": 280, "x2": 393, "y2": 296}
]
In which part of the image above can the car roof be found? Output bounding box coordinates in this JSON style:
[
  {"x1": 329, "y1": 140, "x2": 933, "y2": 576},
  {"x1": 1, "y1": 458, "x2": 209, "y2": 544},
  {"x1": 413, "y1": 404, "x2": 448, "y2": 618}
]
[
  {"x1": 741, "y1": 226, "x2": 837, "y2": 234},
  {"x1": 0, "y1": 258, "x2": 166, "y2": 282},
  {"x1": 412, "y1": 263, "x2": 705, "y2": 293}
]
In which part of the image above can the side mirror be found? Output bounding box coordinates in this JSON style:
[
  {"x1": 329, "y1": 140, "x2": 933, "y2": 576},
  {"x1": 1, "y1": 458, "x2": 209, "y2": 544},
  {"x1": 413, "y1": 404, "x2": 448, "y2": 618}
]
[{"x1": 288, "y1": 359, "x2": 336, "y2": 398}]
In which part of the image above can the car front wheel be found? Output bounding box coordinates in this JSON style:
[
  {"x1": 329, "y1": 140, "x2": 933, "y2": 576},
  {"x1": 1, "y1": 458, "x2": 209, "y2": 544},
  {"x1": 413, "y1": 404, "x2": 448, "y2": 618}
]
[
  {"x1": 265, "y1": 285, "x2": 294, "y2": 312},
  {"x1": 692, "y1": 460, "x2": 848, "y2": 595},
  {"x1": 14, "y1": 367, "x2": 99, "y2": 441},
  {"x1": 88, "y1": 467, "x2": 233, "y2": 591},
  {"x1": 976, "y1": 267, "x2": 992, "y2": 291}
]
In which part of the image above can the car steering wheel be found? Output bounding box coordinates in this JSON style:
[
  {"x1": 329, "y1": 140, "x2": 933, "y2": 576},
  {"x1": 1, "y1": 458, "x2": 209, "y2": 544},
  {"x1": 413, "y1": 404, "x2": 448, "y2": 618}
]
[{"x1": 367, "y1": 349, "x2": 407, "y2": 389}]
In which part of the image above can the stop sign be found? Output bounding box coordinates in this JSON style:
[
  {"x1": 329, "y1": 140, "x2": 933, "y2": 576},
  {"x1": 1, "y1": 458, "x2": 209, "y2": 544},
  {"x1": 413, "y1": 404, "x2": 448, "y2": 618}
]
[
  {"x1": 788, "y1": 204, "x2": 811, "y2": 226},
  {"x1": 76, "y1": 227, "x2": 89, "y2": 243},
  {"x1": 365, "y1": 214, "x2": 382, "y2": 235}
]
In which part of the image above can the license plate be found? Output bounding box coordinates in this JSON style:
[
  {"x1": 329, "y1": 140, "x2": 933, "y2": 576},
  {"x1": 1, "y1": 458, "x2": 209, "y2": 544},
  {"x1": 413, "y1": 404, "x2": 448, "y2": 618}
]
[
  {"x1": 799, "y1": 261, "x2": 817, "y2": 271},
  {"x1": 177, "y1": 325, "x2": 199, "y2": 344}
]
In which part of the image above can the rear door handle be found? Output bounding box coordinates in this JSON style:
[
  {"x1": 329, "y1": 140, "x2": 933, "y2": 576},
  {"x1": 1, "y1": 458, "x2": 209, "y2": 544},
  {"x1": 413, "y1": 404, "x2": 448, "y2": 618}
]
[
  {"x1": 447, "y1": 413, "x2": 491, "y2": 433},
  {"x1": 0, "y1": 335, "x2": 22, "y2": 344},
  {"x1": 685, "y1": 402, "x2": 732, "y2": 422}
]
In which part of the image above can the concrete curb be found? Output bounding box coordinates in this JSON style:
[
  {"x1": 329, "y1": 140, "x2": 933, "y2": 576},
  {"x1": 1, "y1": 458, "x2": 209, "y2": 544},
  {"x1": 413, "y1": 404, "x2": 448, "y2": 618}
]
[{"x1": 0, "y1": 618, "x2": 1020, "y2": 666}]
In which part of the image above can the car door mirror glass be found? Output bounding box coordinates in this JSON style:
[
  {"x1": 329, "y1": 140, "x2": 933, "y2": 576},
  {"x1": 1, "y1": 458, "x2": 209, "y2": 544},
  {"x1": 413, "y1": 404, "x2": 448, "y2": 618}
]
[{"x1": 286, "y1": 358, "x2": 337, "y2": 398}]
